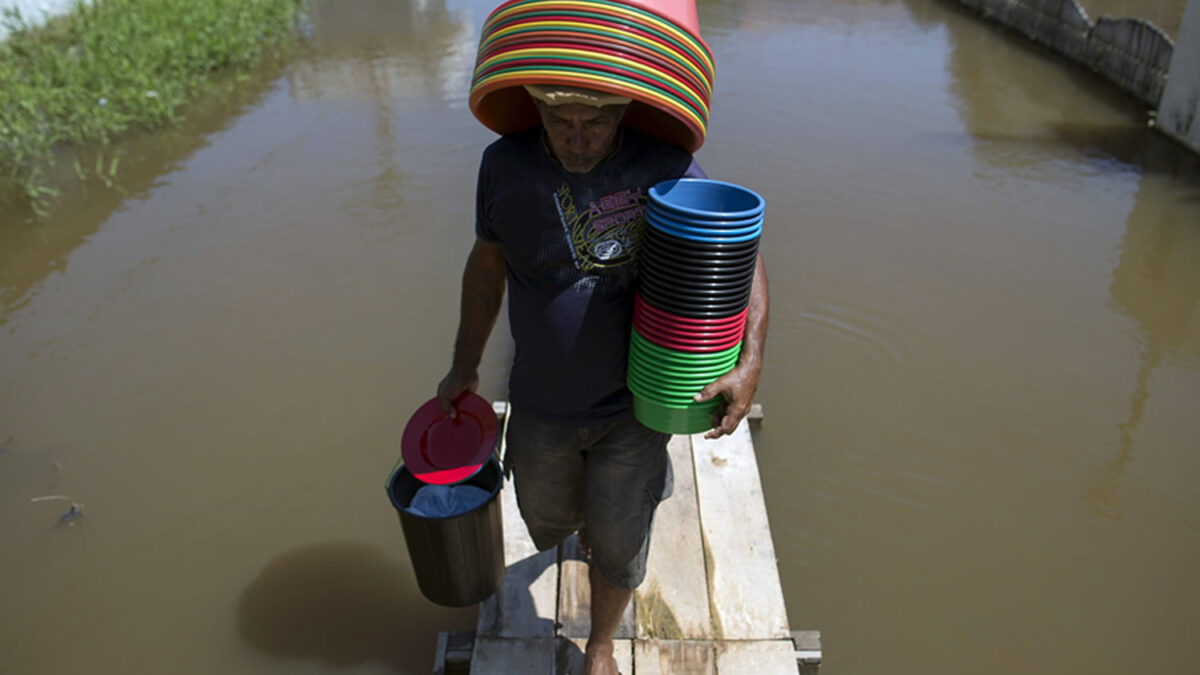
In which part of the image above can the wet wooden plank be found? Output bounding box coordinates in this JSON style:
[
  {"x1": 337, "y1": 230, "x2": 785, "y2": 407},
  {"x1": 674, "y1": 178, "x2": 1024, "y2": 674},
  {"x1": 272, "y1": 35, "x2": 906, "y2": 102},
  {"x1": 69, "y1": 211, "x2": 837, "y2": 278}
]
[
  {"x1": 634, "y1": 640, "x2": 716, "y2": 675},
  {"x1": 715, "y1": 640, "x2": 798, "y2": 674},
  {"x1": 471, "y1": 637, "x2": 555, "y2": 674},
  {"x1": 433, "y1": 630, "x2": 474, "y2": 674},
  {"x1": 477, "y1": 404, "x2": 558, "y2": 639},
  {"x1": 636, "y1": 434, "x2": 712, "y2": 640},
  {"x1": 557, "y1": 533, "x2": 635, "y2": 639},
  {"x1": 747, "y1": 402, "x2": 764, "y2": 426},
  {"x1": 791, "y1": 630, "x2": 822, "y2": 666},
  {"x1": 433, "y1": 631, "x2": 449, "y2": 675},
  {"x1": 473, "y1": 404, "x2": 806, "y2": 675},
  {"x1": 557, "y1": 638, "x2": 633, "y2": 675},
  {"x1": 691, "y1": 420, "x2": 790, "y2": 640}
]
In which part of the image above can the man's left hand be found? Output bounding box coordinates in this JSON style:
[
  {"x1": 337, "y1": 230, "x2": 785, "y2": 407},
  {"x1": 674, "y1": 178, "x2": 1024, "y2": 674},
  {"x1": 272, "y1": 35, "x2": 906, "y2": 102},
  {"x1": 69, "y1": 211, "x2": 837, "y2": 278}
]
[{"x1": 693, "y1": 361, "x2": 760, "y2": 439}]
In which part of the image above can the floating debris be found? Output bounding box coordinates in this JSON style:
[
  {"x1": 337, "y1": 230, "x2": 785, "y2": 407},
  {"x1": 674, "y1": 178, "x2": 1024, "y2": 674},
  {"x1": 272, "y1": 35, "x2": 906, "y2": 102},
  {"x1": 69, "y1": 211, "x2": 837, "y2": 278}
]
[
  {"x1": 32, "y1": 495, "x2": 86, "y2": 526},
  {"x1": 59, "y1": 503, "x2": 85, "y2": 524},
  {"x1": 0, "y1": 435, "x2": 12, "y2": 454}
]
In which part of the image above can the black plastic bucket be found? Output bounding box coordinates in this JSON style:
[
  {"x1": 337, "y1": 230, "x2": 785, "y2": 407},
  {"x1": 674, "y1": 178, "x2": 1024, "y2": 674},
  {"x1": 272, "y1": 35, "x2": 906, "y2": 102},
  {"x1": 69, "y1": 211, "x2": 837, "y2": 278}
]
[{"x1": 386, "y1": 456, "x2": 505, "y2": 607}]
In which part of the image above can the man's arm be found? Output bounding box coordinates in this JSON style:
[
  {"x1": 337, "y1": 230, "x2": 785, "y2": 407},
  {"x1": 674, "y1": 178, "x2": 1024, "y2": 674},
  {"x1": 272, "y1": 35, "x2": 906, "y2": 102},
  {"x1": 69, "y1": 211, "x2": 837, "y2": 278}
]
[
  {"x1": 437, "y1": 238, "x2": 507, "y2": 416},
  {"x1": 694, "y1": 252, "x2": 768, "y2": 438}
]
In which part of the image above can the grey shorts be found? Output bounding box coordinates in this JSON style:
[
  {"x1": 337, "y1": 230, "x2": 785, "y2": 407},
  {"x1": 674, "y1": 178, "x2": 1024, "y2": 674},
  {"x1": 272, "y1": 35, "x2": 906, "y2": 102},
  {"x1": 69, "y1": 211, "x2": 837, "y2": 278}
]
[{"x1": 504, "y1": 408, "x2": 673, "y2": 589}]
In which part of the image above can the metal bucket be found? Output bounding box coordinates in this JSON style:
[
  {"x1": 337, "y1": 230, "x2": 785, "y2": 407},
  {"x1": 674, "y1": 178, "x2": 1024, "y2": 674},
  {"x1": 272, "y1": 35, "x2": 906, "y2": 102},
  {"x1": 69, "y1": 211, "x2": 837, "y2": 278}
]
[{"x1": 386, "y1": 457, "x2": 505, "y2": 607}]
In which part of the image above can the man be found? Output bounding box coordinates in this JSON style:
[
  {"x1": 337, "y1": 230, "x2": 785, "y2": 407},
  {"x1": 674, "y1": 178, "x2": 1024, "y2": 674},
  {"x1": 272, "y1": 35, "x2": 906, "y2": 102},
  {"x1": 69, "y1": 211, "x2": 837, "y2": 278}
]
[{"x1": 437, "y1": 84, "x2": 767, "y2": 675}]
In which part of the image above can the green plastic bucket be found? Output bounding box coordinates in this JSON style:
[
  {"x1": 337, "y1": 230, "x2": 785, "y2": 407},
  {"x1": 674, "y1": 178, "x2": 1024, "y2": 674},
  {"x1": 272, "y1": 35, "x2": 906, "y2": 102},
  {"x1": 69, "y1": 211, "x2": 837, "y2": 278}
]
[
  {"x1": 627, "y1": 368, "x2": 706, "y2": 404},
  {"x1": 627, "y1": 360, "x2": 727, "y2": 393},
  {"x1": 630, "y1": 331, "x2": 741, "y2": 370},
  {"x1": 632, "y1": 391, "x2": 722, "y2": 434}
]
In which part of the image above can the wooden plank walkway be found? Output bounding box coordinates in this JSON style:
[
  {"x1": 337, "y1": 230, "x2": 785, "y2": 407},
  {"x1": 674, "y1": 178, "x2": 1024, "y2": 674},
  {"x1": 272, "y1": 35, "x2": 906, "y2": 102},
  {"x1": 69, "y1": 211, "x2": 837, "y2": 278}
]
[{"x1": 452, "y1": 402, "x2": 817, "y2": 674}]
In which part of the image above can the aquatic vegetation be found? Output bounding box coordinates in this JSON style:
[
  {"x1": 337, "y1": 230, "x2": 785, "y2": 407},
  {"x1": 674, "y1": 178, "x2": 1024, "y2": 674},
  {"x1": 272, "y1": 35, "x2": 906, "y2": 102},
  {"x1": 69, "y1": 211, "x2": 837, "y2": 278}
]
[{"x1": 0, "y1": 0, "x2": 302, "y2": 216}]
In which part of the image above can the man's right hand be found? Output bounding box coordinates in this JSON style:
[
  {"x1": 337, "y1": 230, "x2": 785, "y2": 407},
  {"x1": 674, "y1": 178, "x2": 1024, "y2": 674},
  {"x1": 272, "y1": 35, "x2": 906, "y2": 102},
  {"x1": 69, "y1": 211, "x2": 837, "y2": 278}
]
[{"x1": 437, "y1": 368, "x2": 479, "y2": 418}]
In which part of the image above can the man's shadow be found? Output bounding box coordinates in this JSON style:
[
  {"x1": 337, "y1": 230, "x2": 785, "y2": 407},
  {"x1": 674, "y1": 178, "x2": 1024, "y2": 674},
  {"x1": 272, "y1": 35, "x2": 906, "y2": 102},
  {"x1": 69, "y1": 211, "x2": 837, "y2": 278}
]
[
  {"x1": 237, "y1": 541, "x2": 477, "y2": 673},
  {"x1": 238, "y1": 537, "x2": 578, "y2": 673}
]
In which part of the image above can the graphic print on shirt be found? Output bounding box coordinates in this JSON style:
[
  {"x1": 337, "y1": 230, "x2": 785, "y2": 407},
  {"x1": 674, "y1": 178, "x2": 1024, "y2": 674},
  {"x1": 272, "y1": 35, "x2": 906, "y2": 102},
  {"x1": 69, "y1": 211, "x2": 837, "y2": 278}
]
[{"x1": 552, "y1": 182, "x2": 645, "y2": 272}]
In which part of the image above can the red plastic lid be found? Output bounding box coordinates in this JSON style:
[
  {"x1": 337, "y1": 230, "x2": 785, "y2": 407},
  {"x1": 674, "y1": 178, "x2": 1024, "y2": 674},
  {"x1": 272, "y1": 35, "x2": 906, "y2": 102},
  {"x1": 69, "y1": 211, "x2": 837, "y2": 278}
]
[{"x1": 401, "y1": 392, "x2": 498, "y2": 485}]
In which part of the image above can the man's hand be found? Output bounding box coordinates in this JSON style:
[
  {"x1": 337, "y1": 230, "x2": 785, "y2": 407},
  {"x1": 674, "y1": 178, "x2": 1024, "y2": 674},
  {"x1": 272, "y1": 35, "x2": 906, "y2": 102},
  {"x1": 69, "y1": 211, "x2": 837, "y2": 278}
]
[
  {"x1": 694, "y1": 253, "x2": 767, "y2": 440},
  {"x1": 693, "y1": 360, "x2": 760, "y2": 439},
  {"x1": 437, "y1": 369, "x2": 479, "y2": 418}
]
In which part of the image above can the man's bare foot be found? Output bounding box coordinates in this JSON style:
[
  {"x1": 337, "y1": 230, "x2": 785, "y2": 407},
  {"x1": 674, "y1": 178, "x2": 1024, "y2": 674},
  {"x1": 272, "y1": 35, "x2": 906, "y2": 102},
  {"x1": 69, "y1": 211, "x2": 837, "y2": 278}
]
[{"x1": 584, "y1": 640, "x2": 618, "y2": 675}]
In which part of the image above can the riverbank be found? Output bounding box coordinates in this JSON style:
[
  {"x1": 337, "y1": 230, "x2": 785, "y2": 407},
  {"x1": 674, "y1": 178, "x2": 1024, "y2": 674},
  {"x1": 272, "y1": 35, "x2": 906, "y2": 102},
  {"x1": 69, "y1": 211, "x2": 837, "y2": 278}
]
[{"x1": 0, "y1": 0, "x2": 301, "y2": 215}]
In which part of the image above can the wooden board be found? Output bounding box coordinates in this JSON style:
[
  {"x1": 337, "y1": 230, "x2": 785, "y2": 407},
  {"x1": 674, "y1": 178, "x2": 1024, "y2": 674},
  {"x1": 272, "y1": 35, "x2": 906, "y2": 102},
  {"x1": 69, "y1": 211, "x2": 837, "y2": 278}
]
[
  {"x1": 472, "y1": 638, "x2": 555, "y2": 674},
  {"x1": 433, "y1": 630, "x2": 474, "y2": 674},
  {"x1": 791, "y1": 630, "x2": 823, "y2": 666},
  {"x1": 691, "y1": 420, "x2": 790, "y2": 640},
  {"x1": 634, "y1": 640, "x2": 717, "y2": 675},
  {"x1": 477, "y1": 404, "x2": 558, "y2": 639},
  {"x1": 636, "y1": 434, "x2": 712, "y2": 640},
  {"x1": 715, "y1": 640, "x2": 799, "y2": 674},
  {"x1": 558, "y1": 638, "x2": 633, "y2": 675},
  {"x1": 433, "y1": 631, "x2": 449, "y2": 675},
  {"x1": 557, "y1": 533, "x2": 635, "y2": 639},
  {"x1": 472, "y1": 404, "x2": 807, "y2": 675}
]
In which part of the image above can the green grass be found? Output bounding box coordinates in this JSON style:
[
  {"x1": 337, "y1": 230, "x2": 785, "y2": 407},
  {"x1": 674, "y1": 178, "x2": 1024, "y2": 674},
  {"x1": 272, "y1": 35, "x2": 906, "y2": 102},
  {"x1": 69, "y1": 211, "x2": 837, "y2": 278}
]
[{"x1": 1, "y1": 0, "x2": 302, "y2": 215}]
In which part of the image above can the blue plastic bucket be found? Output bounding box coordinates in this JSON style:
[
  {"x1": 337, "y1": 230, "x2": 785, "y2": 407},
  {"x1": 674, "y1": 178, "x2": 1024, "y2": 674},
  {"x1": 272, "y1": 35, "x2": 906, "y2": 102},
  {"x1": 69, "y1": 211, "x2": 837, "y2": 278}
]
[
  {"x1": 648, "y1": 203, "x2": 764, "y2": 229},
  {"x1": 649, "y1": 179, "x2": 765, "y2": 221},
  {"x1": 646, "y1": 211, "x2": 762, "y2": 244}
]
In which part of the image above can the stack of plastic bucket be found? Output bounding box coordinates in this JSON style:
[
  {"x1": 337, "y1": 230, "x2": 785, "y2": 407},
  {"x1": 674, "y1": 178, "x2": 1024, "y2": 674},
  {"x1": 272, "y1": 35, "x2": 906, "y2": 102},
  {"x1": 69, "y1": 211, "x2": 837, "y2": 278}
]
[
  {"x1": 630, "y1": 178, "x2": 763, "y2": 434},
  {"x1": 468, "y1": 0, "x2": 715, "y2": 153}
]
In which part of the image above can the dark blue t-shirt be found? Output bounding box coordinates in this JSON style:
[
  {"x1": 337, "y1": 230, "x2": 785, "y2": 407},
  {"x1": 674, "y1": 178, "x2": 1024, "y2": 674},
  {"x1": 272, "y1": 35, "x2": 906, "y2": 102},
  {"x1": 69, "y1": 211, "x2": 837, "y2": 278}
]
[{"x1": 476, "y1": 126, "x2": 705, "y2": 423}]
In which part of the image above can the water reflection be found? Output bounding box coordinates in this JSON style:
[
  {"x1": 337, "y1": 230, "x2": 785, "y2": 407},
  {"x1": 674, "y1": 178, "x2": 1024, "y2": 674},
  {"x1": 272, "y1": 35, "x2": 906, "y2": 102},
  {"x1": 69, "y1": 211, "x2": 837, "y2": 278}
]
[
  {"x1": 937, "y1": 0, "x2": 1200, "y2": 520},
  {"x1": 1111, "y1": 172, "x2": 1200, "y2": 361},
  {"x1": 1077, "y1": 0, "x2": 1187, "y2": 38},
  {"x1": 288, "y1": 0, "x2": 476, "y2": 104},
  {"x1": 939, "y1": 2, "x2": 1158, "y2": 176},
  {"x1": 939, "y1": 0, "x2": 1190, "y2": 170},
  {"x1": 282, "y1": 0, "x2": 477, "y2": 216},
  {"x1": 694, "y1": 0, "x2": 752, "y2": 35},
  {"x1": 1097, "y1": 170, "x2": 1200, "y2": 517},
  {"x1": 0, "y1": 55, "x2": 289, "y2": 327},
  {"x1": 696, "y1": 0, "x2": 929, "y2": 37}
]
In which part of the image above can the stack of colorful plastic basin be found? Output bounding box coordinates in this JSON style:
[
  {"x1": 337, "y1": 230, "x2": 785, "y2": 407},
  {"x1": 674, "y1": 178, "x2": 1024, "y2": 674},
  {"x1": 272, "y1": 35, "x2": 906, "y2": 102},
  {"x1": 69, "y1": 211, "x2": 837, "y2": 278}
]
[
  {"x1": 630, "y1": 178, "x2": 764, "y2": 434},
  {"x1": 469, "y1": 0, "x2": 715, "y2": 152}
]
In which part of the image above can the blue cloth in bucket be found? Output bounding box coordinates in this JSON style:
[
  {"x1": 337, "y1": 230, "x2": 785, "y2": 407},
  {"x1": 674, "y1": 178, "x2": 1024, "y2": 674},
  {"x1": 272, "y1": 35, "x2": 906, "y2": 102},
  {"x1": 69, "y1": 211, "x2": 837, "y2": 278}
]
[{"x1": 406, "y1": 484, "x2": 492, "y2": 518}]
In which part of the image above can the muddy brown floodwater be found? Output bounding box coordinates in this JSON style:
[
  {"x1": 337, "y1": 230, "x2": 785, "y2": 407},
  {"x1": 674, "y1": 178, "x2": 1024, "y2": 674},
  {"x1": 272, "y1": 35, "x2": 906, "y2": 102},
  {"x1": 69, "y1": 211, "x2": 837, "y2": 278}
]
[{"x1": 2, "y1": 1, "x2": 1198, "y2": 674}]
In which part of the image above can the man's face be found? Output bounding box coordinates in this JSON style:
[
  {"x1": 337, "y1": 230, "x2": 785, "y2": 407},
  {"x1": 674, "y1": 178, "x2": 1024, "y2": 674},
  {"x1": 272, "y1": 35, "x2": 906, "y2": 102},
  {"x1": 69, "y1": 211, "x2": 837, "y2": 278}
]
[{"x1": 535, "y1": 101, "x2": 626, "y2": 173}]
